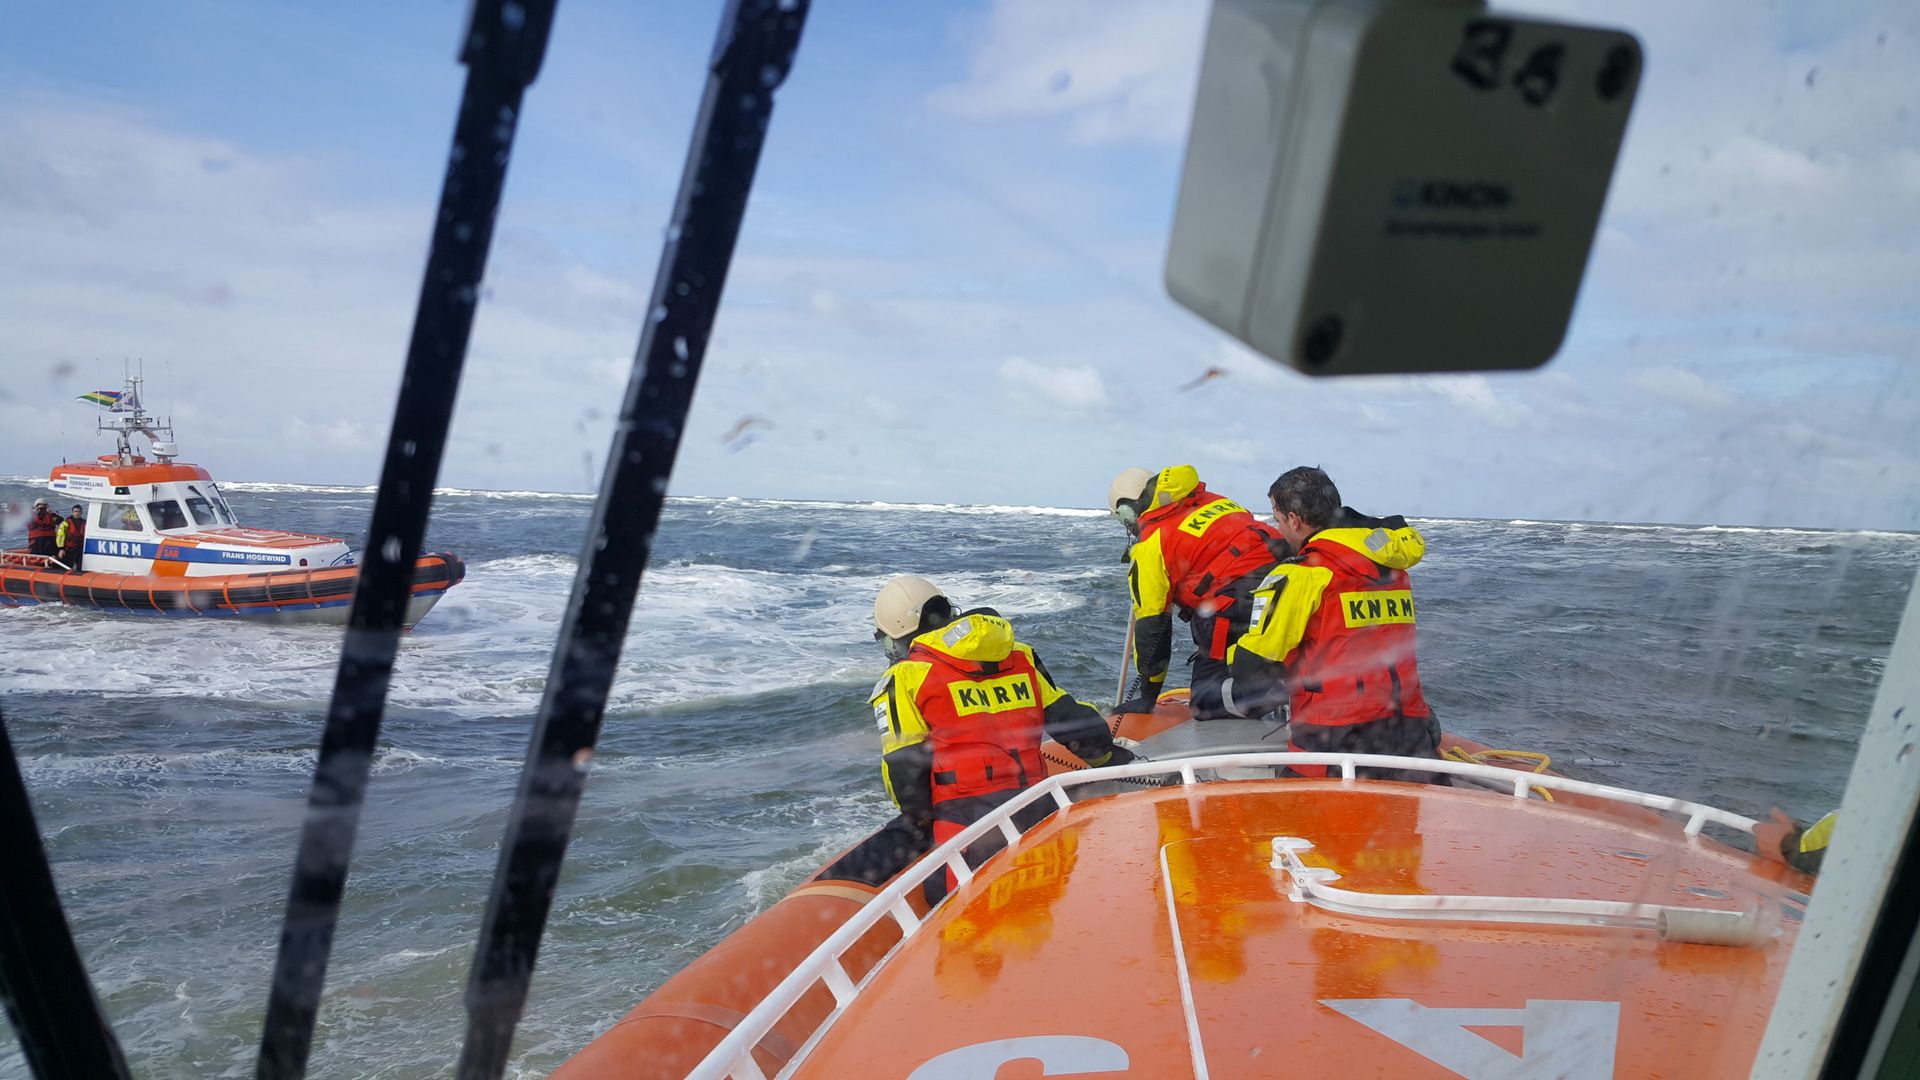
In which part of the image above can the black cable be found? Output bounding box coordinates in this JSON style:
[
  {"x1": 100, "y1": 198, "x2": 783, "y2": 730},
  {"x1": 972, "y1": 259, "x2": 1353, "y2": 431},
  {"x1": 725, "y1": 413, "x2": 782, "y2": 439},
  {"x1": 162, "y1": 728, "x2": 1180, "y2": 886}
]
[
  {"x1": 254, "y1": 3, "x2": 558, "y2": 1076},
  {"x1": 453, "y1": 2, "x2": 811, "y2": 1076},
  {"x1": 0, "y1": 709, "x2": 132, "y2": 1080}
]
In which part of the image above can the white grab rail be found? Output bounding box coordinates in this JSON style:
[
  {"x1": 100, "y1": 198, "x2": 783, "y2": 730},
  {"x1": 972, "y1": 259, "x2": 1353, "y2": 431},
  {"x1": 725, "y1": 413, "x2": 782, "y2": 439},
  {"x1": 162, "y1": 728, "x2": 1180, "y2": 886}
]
[
  {"x1": 685, "y1": 751, "x2": 1763, "y2": 1080},
  {"x1": 1269, "y1": 837, "x2": 1779, "y2": 946}
]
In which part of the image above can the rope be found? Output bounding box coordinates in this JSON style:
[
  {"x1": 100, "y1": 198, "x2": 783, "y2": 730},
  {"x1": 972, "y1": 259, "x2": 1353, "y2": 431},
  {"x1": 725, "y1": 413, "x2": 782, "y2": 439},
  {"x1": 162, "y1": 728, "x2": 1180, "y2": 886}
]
[{"x1": 1444, "y1": 746, "x2": 1555, "y2": 801}]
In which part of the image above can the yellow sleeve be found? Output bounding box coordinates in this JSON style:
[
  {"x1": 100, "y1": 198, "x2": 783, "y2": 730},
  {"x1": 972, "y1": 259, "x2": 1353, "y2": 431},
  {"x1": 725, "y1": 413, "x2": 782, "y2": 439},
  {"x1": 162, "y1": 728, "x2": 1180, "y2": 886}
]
[
  {"x1": 872, "y1": 662, "x2": 932, "y2": 808},
  {"x1": 1012, "y1": 644, "x2": 1068, "y2": 708},
  {"x1": 1235, "y1": 564, "x2": 1333, "y2": 665},
  {"x1": 1127, "y1": 531, "x2": 1171, "y2": 620}
]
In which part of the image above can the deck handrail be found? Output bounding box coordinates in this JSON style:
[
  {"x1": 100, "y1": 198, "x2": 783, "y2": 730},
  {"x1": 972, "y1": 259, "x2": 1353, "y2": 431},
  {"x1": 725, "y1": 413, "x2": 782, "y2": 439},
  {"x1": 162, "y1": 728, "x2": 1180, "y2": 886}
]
[{"x1": 685, "y1": 751, "x2": 1764, "y2": 1080}]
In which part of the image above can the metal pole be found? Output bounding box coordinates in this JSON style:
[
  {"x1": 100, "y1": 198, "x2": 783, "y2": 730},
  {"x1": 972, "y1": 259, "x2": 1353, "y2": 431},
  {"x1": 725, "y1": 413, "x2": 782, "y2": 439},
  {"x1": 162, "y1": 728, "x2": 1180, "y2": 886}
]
[
  {"x1": 255, "y1": 2, "x2": 558, "y2": 1076},
  {"x1": 454, "y1": 2, "x2": 811, "y2": 1076},
  {"x1": 0, "y1": 710, "x2": 133, "y2": 1080}
]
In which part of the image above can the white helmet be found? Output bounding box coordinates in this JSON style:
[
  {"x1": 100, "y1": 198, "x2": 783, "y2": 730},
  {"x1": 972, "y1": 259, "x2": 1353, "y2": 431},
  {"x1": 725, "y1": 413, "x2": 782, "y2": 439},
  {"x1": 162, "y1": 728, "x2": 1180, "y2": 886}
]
[
  {"x1": 874, "y1": 574, "x2": 945, "y2": 641},
  {"x1": 1107, "y1": 467, "x2": 1151, "y2": 527}
]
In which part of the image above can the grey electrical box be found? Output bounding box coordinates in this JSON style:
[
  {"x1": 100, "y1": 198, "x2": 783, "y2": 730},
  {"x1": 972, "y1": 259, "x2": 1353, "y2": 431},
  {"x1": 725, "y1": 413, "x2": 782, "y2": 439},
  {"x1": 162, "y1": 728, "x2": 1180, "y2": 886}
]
[{"x1": 1165, "y1": 0, "x2": 1641, "y2": 375}]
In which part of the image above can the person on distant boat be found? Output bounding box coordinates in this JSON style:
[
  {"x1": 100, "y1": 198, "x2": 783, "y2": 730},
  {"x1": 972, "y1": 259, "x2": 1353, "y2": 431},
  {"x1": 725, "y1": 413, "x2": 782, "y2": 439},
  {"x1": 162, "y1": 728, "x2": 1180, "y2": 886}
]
[
  {"x1": 1107, "y1": 464, "x2": 1287, "y2": 719},
  {"x1": 1755, "y1": 808, "x2": 1836, "y2": 875},
  {"x1": 824, "y1": 575, "x2": 1133, "y2": 903},
  {"x1": 1220, "y1": 466, "x2": 1445, "y2": 783},
  {"x1": 27, "y1": 498, "x2": 62, "y2": 559},
  {"x1": 55, "y1": 504, "x2": 86, "y2": 571}
]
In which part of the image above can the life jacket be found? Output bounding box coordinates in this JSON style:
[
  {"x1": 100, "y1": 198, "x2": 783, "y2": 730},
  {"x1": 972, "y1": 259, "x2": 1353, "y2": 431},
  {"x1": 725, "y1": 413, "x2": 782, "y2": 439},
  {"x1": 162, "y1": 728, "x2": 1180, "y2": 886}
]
[
  {"x1": 28, "y1": 507, "x2": 60, "y2": 542},
  {"x1": 1136, "y1": 466, "x2": 1281, "y2": 616},
  {"x1": 1287, "y1": 526, "x2": 1431, "y2": 729},
  {"x1": 904, "y1": 614, "x2": 1050, "y2": 812}
]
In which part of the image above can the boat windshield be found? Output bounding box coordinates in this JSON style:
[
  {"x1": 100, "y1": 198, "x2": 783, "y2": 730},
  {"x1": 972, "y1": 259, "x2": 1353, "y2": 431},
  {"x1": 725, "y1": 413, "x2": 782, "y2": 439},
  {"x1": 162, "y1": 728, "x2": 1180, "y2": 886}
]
[
  {"x1": 0, "y1": 3, "x2": 1913, "y2": 1079},
  {"x1": 145, "y1": 500, "x2": 189, "y2": 531},
  {"x1": 200, "y1": 484, "x2": 237, "y2": 526},
  {"x1": 183, "y1": 488, "x2": 225, "y2": 527}
]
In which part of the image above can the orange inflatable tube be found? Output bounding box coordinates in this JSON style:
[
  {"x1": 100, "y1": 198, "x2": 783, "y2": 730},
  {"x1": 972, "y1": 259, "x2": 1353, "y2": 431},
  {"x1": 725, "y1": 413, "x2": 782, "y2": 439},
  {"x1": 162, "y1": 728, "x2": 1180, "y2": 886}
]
[{"x1": 554, "y1": 877, "x2": 931, "y2": 1079}]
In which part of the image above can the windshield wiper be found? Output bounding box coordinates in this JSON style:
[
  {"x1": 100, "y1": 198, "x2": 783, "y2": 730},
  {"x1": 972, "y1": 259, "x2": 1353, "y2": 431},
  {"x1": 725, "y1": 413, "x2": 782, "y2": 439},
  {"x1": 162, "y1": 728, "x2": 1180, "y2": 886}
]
[{"x1": 254, "y1": 2, "x2": 561, "y2": 1076}]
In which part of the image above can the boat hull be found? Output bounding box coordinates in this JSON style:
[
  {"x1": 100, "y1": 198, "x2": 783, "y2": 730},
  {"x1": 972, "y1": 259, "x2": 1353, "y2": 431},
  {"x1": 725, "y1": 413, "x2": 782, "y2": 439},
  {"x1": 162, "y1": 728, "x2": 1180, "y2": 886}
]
[{"x1": 0, "y1": 552, "x2": 465, "y2": 629}]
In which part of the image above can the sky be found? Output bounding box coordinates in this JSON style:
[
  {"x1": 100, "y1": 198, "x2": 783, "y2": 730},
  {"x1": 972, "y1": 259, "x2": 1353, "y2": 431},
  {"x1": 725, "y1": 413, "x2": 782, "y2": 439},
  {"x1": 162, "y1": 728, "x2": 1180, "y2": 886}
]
[{"x1": 1, "y1": 0, "x2": 1915, "y2": 529}]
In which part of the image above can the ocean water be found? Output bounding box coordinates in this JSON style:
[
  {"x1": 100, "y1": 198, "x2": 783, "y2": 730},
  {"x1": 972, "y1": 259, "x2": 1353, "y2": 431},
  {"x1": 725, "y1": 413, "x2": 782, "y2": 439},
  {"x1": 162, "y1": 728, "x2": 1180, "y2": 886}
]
[{"x1": 1, "y1": 482, "x2": 1916, "y2": 1077}]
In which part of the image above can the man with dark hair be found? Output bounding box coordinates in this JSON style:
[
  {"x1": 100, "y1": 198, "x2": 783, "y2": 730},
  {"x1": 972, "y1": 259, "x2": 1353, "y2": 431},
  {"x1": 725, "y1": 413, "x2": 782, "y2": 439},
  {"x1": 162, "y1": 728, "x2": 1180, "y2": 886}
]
[
  {"x1": 55, "y1": 504, "x2": 86, "y2": 571},
  {"x1": 1222, "y1": 467, "x2": 1444, "y2": 783}
]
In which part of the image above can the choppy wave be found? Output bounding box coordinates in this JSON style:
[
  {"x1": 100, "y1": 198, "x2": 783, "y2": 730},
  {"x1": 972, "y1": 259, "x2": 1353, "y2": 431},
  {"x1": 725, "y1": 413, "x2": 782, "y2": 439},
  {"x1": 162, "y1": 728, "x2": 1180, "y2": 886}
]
[{"x1": 0, "y1": 556, "x2": 1102, "y2": 718}]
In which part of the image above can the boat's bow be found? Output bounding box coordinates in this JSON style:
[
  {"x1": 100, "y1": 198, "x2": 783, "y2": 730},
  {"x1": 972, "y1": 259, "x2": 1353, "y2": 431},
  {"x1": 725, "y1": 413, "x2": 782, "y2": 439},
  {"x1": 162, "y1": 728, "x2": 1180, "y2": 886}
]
[{"x1": 688, "y1": 755, "x2": 1810, "y2": 1080}]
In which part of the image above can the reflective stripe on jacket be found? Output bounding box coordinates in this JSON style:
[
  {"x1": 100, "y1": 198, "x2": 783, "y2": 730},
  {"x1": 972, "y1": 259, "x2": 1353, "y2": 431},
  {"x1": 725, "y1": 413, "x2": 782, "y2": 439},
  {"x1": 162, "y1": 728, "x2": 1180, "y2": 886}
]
[{"x1": 1232, "y1": 513, "x2": 1432, "y2": 729}]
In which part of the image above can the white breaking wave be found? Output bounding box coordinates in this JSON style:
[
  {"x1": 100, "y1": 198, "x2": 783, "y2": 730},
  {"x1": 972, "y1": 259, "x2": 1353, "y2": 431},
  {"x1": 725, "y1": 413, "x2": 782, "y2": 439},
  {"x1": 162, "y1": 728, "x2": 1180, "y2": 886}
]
[{"x1": 0, "y1": 557, "x2": 1105, "y2": 718}]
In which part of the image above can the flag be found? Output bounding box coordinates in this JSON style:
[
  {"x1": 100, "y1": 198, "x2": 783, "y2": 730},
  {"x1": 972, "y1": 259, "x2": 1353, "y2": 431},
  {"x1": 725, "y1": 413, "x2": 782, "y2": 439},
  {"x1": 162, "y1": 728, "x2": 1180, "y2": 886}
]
[{"x1": 77, "y1": 390, "x2": 124, "y2": 408}]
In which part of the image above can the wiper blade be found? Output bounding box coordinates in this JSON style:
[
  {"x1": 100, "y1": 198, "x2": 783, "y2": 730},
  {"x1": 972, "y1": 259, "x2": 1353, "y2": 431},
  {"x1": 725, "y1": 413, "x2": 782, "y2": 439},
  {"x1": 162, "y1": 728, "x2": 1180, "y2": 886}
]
[{"x1": 254, "y1": 2, "x2": 560, "y2": 1077}]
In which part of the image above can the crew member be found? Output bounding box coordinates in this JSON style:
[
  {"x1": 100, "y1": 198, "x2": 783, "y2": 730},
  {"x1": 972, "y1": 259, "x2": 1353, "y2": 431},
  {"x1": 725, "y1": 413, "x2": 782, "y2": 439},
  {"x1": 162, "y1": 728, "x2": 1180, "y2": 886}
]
[
  {"x1": 1222, "y1": 466, "x2": 1444, "y2": 783},
  {"x1": 27, "y1": 498, "x2": 61, "y2": 558},
  {"x1": 1755, "y1": 808, "x2": 1836, "y2": 875},
  {"x1": 1108, "y1": 465, "x2": 1286, "y2": 718},
  {"x1": 831, "y1": 575, "x2": 1132, "y2": 902},
  {"x1": 55, "y1": 504, "x2": 86, "y2": 571}
]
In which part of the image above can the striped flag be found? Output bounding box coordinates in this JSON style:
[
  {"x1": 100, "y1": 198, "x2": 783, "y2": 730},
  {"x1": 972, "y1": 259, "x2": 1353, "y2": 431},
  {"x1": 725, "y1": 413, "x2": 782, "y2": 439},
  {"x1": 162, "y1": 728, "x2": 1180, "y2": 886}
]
[{"x1": 77, "y1": 389, "x2": 124, "y2": 407}]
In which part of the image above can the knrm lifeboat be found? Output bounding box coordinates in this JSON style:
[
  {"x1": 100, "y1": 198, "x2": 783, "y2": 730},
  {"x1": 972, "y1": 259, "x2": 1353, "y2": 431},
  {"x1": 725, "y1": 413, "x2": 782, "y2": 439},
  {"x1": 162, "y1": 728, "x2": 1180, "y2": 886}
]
[
  {"x1": 555, "y1": 693, "x2": 1814, "y2": 1079},
  {"x1": 2, "y1": 378, "x2": 463, "y2": 628}
]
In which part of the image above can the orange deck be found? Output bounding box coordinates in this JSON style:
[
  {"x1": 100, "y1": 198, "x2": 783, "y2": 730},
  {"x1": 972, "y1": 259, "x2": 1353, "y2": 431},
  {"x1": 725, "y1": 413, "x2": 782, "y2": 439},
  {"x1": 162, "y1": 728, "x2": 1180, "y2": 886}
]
[{"x1": 792, "y1": 780, "x2": 1803, "y2": 1078}]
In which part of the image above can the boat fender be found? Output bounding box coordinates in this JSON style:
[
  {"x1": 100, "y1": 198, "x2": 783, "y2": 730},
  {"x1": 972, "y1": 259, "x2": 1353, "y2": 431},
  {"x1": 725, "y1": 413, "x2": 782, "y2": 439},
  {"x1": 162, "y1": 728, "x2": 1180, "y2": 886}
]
[{"x1": 1657, "y1": 906, "x2": 1777, "y2": 948}]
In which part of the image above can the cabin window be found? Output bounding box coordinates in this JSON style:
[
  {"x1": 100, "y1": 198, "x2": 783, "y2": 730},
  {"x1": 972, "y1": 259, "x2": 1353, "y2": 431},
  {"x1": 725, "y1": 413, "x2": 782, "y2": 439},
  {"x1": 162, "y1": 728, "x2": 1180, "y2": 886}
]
[
  {"x1": 94, "y1": 504, "x2": 146, "y2": 532},
  {"x1": 147, "y1": 499, "x2": 189, "y2": 531},
  {"x1": 205, "y1": 483, "x2": 238, "y2": 525},
  {"x1": 187, "y1": 485, "x2": 232, "y2": 525}
]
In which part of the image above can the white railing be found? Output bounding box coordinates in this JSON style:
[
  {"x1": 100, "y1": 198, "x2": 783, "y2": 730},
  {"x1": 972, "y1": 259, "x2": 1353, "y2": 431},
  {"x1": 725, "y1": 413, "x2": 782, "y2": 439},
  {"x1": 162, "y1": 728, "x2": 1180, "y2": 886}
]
[
  {"x1": 1268, "y1": 837, "x2": 1779, "y2": 946},
  {"x1": 685, "y1": 751, "x2": 1763, "y2": 1080}
]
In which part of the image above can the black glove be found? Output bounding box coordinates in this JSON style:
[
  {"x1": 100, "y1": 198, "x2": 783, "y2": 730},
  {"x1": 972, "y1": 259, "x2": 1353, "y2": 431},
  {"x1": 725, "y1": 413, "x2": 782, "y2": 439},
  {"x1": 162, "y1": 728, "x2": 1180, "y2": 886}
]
[{"x1": 1098, "y1": 746, "x2": 1138, "y2": 768}]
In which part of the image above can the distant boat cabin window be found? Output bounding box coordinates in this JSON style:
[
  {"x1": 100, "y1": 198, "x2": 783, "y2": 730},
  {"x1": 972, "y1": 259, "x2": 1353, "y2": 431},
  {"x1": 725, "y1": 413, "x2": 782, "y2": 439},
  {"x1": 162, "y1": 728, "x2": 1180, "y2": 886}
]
[
  {"x1": 205, "y1": 483, "x2": 238, "y2": 524},
  {"x1": 188, "y1": 485, "x2": 233, "y2": 525},
  {"x1": 95, "y1": 504, "x2": 146, "y2": 532},
  {"x1": 147, "y1": 500, "x2": 189, "y2": 531}
]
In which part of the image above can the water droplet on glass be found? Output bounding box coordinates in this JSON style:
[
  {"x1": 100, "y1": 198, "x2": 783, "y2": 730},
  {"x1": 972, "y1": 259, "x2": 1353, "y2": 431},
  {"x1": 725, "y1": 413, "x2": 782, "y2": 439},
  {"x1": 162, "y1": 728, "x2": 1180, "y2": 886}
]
[
  {"x1": 502, "y1": 1, "x2": 526, "y2": 30},
  {"x1": 382, "y1": 537, "x2": 403, "y2": 563},
  {"x1": 664, "y1": 223, "x2": 683, "y2": 242},
  {"x1": 651, "y1": 476, "x2": 669, "y2": 494},
  {"x1": 401, "y1": 440, "x2": 417, "y2": 458},
  {"x1": 673, "y1": 336, "x2": 690, "y2": 361},
  {"x1": 572, "y1": 747, "x2": 593, "y2": 770},
  {"x1": 759, "y1": 64, "x2": 782, "y2": 87},
  {"x1": 651, "y1": 304, "x2": 669, "y2": 323},
  {"x1": 454, "y1": 223, "x2": 473, "y2": 242}
]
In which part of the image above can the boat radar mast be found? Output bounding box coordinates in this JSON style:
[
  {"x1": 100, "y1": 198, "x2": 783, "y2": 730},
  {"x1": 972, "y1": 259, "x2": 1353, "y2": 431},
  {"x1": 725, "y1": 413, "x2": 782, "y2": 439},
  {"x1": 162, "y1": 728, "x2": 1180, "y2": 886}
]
[{"x1": 85, "y1": 375, "x2": 178, "y2": 465}]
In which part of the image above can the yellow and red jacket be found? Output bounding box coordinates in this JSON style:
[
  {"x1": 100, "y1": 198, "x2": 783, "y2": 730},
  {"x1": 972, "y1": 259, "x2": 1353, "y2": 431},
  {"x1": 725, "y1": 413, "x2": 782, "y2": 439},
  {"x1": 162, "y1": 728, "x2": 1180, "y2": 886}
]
[
  {"x1": 871, "y1": 609, "x2": 1115, "y2": 824},
  {"x1": 1127, "y1": 465, "x2": 1282, "y2": 674},
  {"x1": 1229, "y1": 512, "x2": 1431, "y2": 729}
]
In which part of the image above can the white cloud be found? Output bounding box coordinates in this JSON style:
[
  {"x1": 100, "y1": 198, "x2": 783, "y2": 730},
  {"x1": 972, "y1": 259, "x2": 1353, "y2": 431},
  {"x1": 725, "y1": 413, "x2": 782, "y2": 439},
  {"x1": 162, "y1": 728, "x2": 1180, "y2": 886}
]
[
  {"x1": 1427, "y1": 375, "x2": 1540, "y2": 430},
  {"x1": 997, "y1": 356, "x2": 1111, "y2": 412},
  {"x1": 929, "y1": 0, "x2": 1208, "y2": 144},
  {"x1": 1628, "y1": 367, "x2": 1733, "y2": 411}
]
